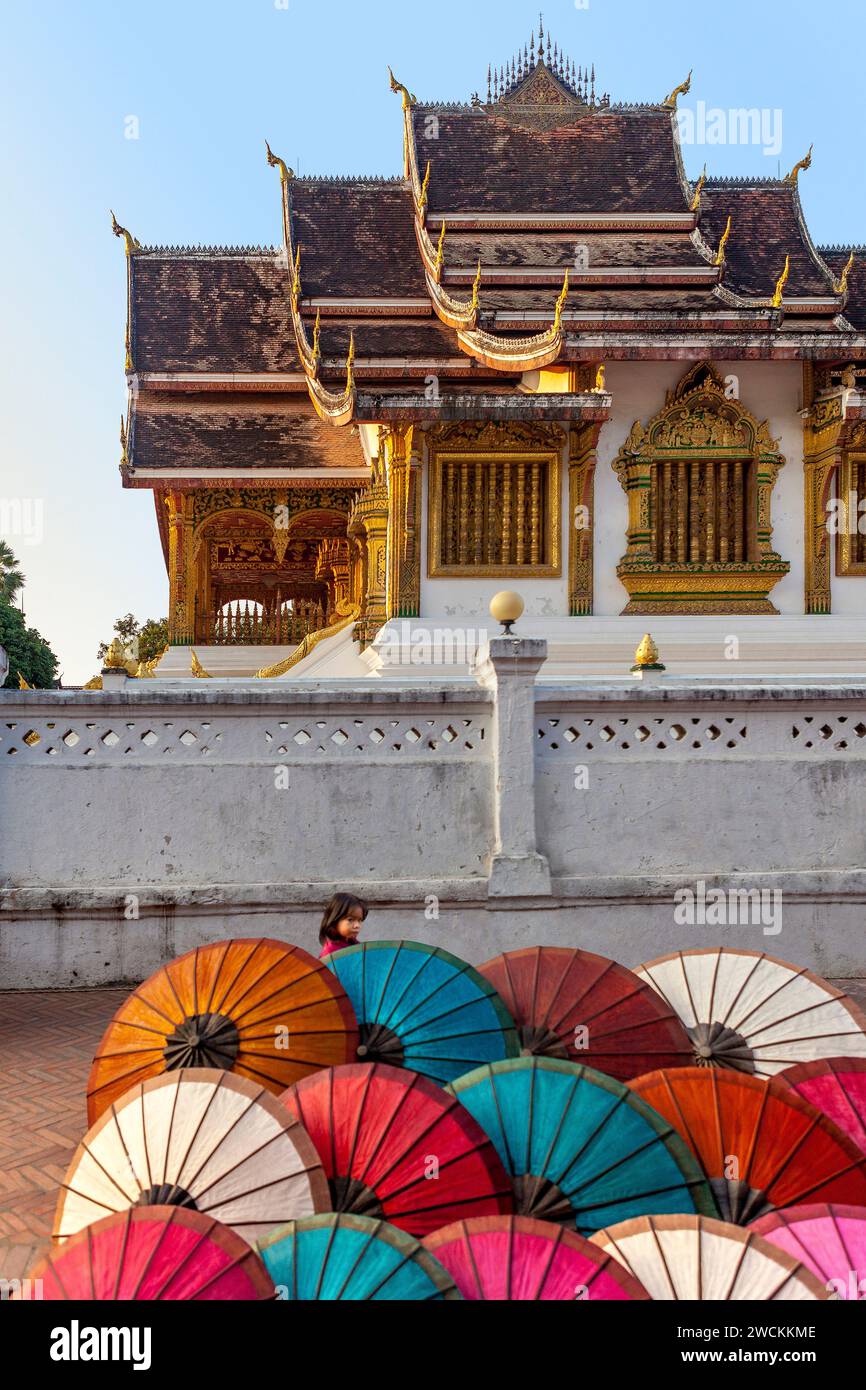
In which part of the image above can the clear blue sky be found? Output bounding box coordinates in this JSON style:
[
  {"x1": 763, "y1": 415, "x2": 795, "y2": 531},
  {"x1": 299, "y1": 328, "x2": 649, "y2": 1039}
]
[{"x1": 2, "y1": 0, "x2": 864, "y2": 682}]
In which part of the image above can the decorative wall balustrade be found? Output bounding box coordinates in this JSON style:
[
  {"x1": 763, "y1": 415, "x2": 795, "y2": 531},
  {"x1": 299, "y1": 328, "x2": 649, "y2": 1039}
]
[{"x1": 206, "y1": 599, "x2": 328, "y2": 647}]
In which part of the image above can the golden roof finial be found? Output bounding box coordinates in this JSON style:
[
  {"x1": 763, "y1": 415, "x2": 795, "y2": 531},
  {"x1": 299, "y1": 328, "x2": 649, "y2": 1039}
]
[
  {"x1": 190, "y1": 651, "x2": 213, "y2": 679},
  {"x1": 632, "y1": 634, "x2": 664, "y2": 670},
  {"x1": 104, "y1": 638, "x2": 128, "y2": 670},
  {"x1": 388, "y1": 66, "x2": 416, "y2": 111},
  {"x1": 772, "y1": 254, "x2": 791, "y2": 308},
  {"x1": 663, "y1": 69, "x2": 692, "y2": 110},
  {"x1": 833, "y1": 251, "x2": 856, "y2": 297},
  {"x1": 418, "y1": 161, "x2": 431, "y2": 214},
  {"x1": 434, "y1": 220, "x2": 447, "y2": 281},
  {"x1": 471, "y1": 260, "x2": 483, "y2": 314},
  {"x1": 312, "y1": 308, "x2": 321, "y2": 362},
  {"x1": 345, "y1": 332, "x2": 356, "y2": 392},
  {"x1": 18, "y1": 672, "x2": 32, "y2": 690},
  {"x1": 292, "y1": 244, "x2": 302, "y2": 303},
  {"x1": 553, "y1": 269, "x2": 570, "y2": 333},
  {"x1": 690, "y1": 164, "x2": 707, "y2": 212},
  {"x1": 110, "y1": 211, "x2": 141, "y2": 257},
  {"x1": 119, "y1": 415, "x2": 129, "y2": 468},
  {"x1": 265, "y1": 140, "x2": 294, "y2": 184},
  {"x1": 783, "y1": 145, "x2": 813, "y2": 186},
  {"x1": 714, "y1": 215, "x2": 732, "y2": 268}
]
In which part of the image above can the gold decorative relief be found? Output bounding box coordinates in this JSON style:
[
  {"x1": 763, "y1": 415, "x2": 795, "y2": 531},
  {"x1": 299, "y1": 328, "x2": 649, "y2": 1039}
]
[{"x1": 612, "y1": 363, "x2": 790, "y2": 615}]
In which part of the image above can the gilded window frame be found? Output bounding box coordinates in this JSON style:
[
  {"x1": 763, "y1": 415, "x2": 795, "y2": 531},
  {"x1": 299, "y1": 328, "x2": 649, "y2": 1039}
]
[{"x1": 427, "y1": 448, "x2": 562, "y2": 579}]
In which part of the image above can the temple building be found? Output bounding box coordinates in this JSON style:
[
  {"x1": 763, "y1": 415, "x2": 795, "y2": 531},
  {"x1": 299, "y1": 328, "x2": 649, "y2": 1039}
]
[{"x1": 116, "y1": 22, "x2": 866, "y2": 680}]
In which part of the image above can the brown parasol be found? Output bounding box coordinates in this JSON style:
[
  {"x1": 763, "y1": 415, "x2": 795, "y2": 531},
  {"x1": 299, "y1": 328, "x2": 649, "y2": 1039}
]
[{"x1": 477, "y1": 946, "x2": 693, "y2": 1080}]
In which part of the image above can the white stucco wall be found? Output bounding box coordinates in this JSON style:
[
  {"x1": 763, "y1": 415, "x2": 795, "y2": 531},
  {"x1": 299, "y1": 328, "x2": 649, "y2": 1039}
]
[{"x1": 3, "y1": 678, "x2": 866, "y2": 986}]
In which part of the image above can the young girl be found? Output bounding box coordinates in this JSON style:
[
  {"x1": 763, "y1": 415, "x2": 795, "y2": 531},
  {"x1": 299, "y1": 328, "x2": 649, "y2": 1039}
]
[{"x1": 318, "y1": 893, "x2": 368, "y2": 959}]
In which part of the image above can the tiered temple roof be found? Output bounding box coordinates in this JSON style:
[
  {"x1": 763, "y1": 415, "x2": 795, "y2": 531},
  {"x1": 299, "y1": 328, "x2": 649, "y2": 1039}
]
[{"x1": 120, "y1": 20, "x2": 865, "y2": 484}]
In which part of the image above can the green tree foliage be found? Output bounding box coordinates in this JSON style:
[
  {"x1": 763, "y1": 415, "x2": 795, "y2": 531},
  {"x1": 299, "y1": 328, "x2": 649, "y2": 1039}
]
[
  {"x1": 138, "y1": 617, "x2": 169, "y2": 662},
  {"x1": 0, "y1": 541, "x2": 24, "y2": 604},
  {"x1": 97, "y1": 614, "x2": 169, "y2": 664},
  {"x1": 0, "y1": 543, "x2": 59, "y2": 688},
  {"x1": 0, "y1": 602, "x2": 59, "y2": 689}
]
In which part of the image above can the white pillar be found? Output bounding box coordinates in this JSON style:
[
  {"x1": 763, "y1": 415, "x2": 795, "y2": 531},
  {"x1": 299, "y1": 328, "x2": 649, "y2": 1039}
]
[{"x1": 474, "y1": 636, "x2": 551, "y2": 898}]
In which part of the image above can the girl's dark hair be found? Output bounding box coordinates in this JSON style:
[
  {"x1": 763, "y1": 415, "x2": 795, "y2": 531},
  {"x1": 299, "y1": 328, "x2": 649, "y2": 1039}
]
[{"x1": 319, "y1": 892, "x2": 369, "y2": 945}]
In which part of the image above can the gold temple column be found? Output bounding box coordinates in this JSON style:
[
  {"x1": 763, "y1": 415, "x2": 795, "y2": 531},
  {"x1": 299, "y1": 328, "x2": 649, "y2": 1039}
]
[
  {"x1": 348, "y1": 457, "x2": 390, "y2": 647},
  {"x1": 166, "y1": 492, "x2": 195, "y2": 644},
  {"x1": 803, "y1": 368, "x2": 847, "y2": 615},
  {"x1": 616, "y1": 448, "x2": 654, "y2": 563},
  {"x1": 384, "y1": 424, "x2": 422, "y2": 620},
  {"x1": 568, "y1": 424, "x2": 602, "y2": 616}
]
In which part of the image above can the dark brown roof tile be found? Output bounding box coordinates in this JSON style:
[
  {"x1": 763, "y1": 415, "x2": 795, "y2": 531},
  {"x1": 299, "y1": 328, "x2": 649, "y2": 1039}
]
[
  {"x1": 129, "y1": 394, "x2": 368, "y2": 471},
  {"x1": 413, "y1": 105, "x2": 689, "y2": 213}
]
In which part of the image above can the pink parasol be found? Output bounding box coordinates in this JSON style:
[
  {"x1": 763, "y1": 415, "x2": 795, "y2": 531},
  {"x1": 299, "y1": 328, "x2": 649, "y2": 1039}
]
[
  {"x1": 424, "y1": 1215, "x2": 650, "y2": 1300},
  {"x1": 20, "y1": 1207, "x2": 275, "y2": 1300},
  {"x1": 751, "y1": 1204, "x2": 866, "y2": 1301},
  {"x1": 776, "y1": 1058, "x2": 866, "y2": 1153}
]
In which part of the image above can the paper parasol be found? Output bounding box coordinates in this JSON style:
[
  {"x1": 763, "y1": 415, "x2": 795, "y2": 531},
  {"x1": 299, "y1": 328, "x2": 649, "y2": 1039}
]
[
  {"x1": 478, "y1": 946, "x2": 692, "y2": 1079},
  {"x1": 776, "y1": 1057, "x2": 866, "y2": 1153},
  {"x1": 751, "y1": 1204, "x2": 866, "y2": 1300},
  {"x1": 21, "y1": 1207, "x2": 275, "y2": 1300},
  {"x1": 635, "y1": 948, "x2": 866, "y2": 1075},
  {"x1": 424, "y1": 1215, "x2": 650, "y2": 1300},
  {"x1": 55, "y1": 1069, "x2": 330, "y2": 1246},
  {"x1": 590, "y1": 1214, "x2": 830, "y2": 1300},
  {"x1": 446, "y1": 1057, "x2": 716, "y2": 1236},
  {"x1": 87, "y1": 938, "x2": 358, "y2": 1123},
  {"x1": 629, "y1": 1066, "x2": 866, "y2": 1223},
  {"x1": 280, "y1": 1062, "x2": 513, "y2": 1238},
  {"x1": 324, "y1": 940, "x2": 518, "y2": 1085},
  {"x1": 258, "y1": 1213, "x2": 460, "y2": 1300}
]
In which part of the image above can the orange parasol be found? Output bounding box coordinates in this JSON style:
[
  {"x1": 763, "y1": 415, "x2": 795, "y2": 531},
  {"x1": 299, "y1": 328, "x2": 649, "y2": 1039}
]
[
  {"x1": 86, "y1": 938, "x2": 358, "y2": 1123},
  {"x1": 629, "y1": 1066, "x2": 866, "y2": 1223}
]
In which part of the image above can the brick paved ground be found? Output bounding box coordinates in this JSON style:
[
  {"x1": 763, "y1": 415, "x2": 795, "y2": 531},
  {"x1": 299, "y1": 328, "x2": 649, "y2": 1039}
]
[
  {"x1": 0, "y1": 989, "x2": 127, "y2": 1282},
  {"x1": 1, "y1": 980, "x2": 865, "y2": 1284}
]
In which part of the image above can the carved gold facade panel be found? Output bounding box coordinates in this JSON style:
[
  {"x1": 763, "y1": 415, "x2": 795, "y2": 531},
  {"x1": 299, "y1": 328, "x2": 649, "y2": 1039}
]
[
  {"x1": 568, "y1": 423, "x2": 602, "y2": 616},
  {"x1": 835, "y1": 424, "x2": 866, "y2": 580},
  {"x1": 803, "y1": 377, "x2": 851, "y2": 613},
  {"x1": 384, "y1": 425, "x2": 423, "y2": 619},
  {"x1": 612, "y1": 363, "x2": 789, "y2": 615}
]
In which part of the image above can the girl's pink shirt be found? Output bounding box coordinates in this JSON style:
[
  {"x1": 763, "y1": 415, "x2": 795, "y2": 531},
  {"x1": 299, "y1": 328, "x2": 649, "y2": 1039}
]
[{"x1": 319, "y1": 938, "x2": 347, "y2": 959}]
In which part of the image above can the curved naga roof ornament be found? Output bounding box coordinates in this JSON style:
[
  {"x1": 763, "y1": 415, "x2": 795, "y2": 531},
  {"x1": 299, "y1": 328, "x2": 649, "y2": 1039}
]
[
  {"x1": 265, "y1": 142, "x2": 356, "y2": 426},
  {"x1": 662, "y1": 69, "x2": 692, "y2": 110},
  {"x1": 833, "y1": 250, "x2": 856, "y2": 298},
  {"x1": 783, "y1": 145, "x2": 813, "y2": 186},
  {"x1": 455, "y1": 270, "x2": 573, "y2": 372}
]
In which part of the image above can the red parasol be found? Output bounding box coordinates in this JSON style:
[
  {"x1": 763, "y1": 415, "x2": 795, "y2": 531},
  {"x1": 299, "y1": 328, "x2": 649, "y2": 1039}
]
[
  {"x1": 280, "y1": 1062, "x2": 513, "y2": 1238},
  {"x1": 776, "y1": 1057, "x2": 866, "y2": 1153},
  {"x1": 477, "y1": 946, "x2": 693, "y2": 1080}
]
